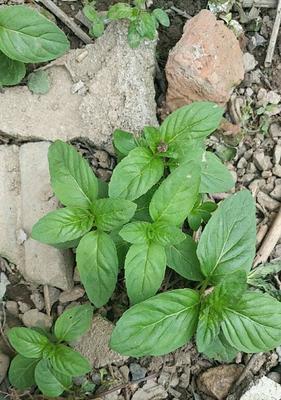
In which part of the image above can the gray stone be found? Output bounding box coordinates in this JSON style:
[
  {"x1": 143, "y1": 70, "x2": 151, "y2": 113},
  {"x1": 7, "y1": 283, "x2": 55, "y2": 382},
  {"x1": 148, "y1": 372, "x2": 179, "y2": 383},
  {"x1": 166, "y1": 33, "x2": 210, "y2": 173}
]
[
  {"x1": 267, "y1": 372, "x2": 281, "y2": 384},
  {"x1": 6, "y1": 301, "x2": 19, "y2": 317},
  {"x1": 253, "y1": 150, "x2": 272, "y2": 171},
  {"x1": 18, "y1": 302, "x2": 31, "y2": 314},
  {"x1": 72, "y1": 314, "x2": 128, "y2": 368},
  {"x1": 257, "y1": 192, "x2": 280, "y2": 211},
  {"x1": 240, "y1": 377, "x2": 281, "y2": 400},
  {"x1": 0, "y1": 21, "x2": 157, "y2": 151},
  {"x1": 130, "y1": 363, "x2": 147, "y2": 381},
  {"x1": 273, "y1": 145, "x2": 281, "y2": 165},
  {"x1": 270, "y1": 123, "x2": 281, "y2": 138},
  {"x1": 59, "y1": 286, "x2": 85, "y2": 303},
  {"x1": 237, "y1": 157, "x2": 247, "y2": 169},
  {"x1": 132, "y1": 381, "x2": 168, "y2": 400},
  {"x1": 273, "y1": 165, "x2": 281, "y2": 177},
  {"x1": 0, "y1": 353, "x2": 9, "y2": 384},
  {"x1": 270, "y1": 180, "x2": 281, "y2": 200},
  {"x1": 243, "y1": 52, "x2": 258, "y2": 73},
  {"x1": 22, "y1": 309, "x2": 52, "y2": 329},
  {"x1": 30, "y1": 292, "x2": 45, "y2": 311}
]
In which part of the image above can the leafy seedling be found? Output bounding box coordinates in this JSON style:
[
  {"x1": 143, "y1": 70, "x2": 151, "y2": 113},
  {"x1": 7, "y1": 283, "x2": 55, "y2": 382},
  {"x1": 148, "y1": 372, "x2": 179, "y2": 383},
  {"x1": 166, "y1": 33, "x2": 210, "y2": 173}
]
[
  {"x1": 111, "y1": 191, "x2": 281, "y2": 361},
  {"x1": 0, "y1": 5, "x2": 69, "y2": 86},
  {"x1": 8, "y1": 305, "x2": 93, "y2": 397}
]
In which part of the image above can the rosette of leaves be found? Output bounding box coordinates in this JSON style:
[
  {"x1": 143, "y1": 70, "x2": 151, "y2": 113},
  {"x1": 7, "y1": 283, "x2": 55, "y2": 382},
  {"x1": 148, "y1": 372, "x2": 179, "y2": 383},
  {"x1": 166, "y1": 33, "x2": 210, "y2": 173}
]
[
  {"x1": 32, "y1": 140, "x2": 137, "y2": 308},
  {"x1": 83, "y1": 0, "x2": 170, "y2": 48},
  {"x1": 110, "y1": 190, "x2": 281, "y2": 361},
  {"x1": 0, "y1": 5, "x2": 69, "y2": 86},
  {"x1": 8, "y1": 305, "x2": 93, "y2": 397}
]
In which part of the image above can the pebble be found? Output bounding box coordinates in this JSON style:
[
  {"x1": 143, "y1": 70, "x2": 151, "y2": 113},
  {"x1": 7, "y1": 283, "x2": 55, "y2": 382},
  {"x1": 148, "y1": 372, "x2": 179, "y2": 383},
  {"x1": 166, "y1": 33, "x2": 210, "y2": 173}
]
[
  {"x1": 22, "y1": 309, "x2": 52, "y2": 330},
  {"x1": 130, "y1": 363, "x2": 147, "y2": 381},
  {"x1": 5, "y1": 300, "x2": 19, "y2": 317},
  {"x1": 273, "y1": 165, "x2": 281, "y2": 178},
  {"x1": 119, "y1": 365, "x2": 130, "y2": 382},
  {"x1": 48, "y1": 287, "x2": 61, "y2": 308},
  {"x1": 273, "y1": 145, "x2": 281, "y2": 164},
  {"x1": 243, "y1": 52, "x2": 258, "y2": 73},
  {"x1": 257, "y1": 192, "x2": 280, "y2": 211},
  {"x1": 30, "y1": 291, "x2": 44, "y2": 311},
  {"x1": 253, "y1": 150, "x2": 272, "y2": 171},
  {"x1": 18, "y1": 301, "x2": 31, "y2": 313},
  {"x1": 96, "y1": 168, "x2": 112, "y2": 181},
  {"x1": 0, "y1": 353, "x2": 10, "y2": 384},
  {"x1": 240, "y1": 376, "x2": 281, "y2": 400},
  {"x1": 247, "y1": 162, "x2": 257, "y2": 173},
  {"x1": 94, "y1": 150, "x2": 111, "y2": 169},
  {"x1": 237, "y1": 157, "x2": 247, "y2": 169},
  {"x1": 270, "y1": 180, "x2": 281, "y2": 200},
  {"x1": 242, "y1": 173, "x2": 255, "y2": 185},
  {"x1": 270, "y1": 123, "x2": 281, "y2": 138},
  {"x1": 267, "y1": 372, "x2": 281, "y2": 384},
  {"x1": 59, "y1": 286, "x2": 85, "y2": 303},
  {"x1": 132, "y1": 381, "x2": 168, "y2": 400}
]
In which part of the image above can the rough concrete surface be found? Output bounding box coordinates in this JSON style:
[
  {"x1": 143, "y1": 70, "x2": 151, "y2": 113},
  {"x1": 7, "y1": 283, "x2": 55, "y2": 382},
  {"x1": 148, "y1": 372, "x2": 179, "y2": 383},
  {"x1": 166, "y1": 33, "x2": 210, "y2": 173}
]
[{"x1": 240, "y1": 376, "x2": 281, "y2": 400}]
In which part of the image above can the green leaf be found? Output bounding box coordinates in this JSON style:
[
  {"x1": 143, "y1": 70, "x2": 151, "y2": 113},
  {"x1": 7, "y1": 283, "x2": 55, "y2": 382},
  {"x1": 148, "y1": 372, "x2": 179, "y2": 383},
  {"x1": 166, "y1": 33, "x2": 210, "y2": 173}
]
[
  {"x1": 202, "y1": 332, "x2": 238, "y2": 362},
  {"x1": 0, "y1": 5, "x2": 69, "y2": 63},
  {"x1": 188, "y1": 200, "x2": 217, "y2": 231},
  {"x1": 248, "y1": 259, "x2": 281, "y2": 283},
  {"x1": 35, "y1": 359, "x2": 72, "y2": 397},
  {"x1": 197, "y1": 190, "x2": 256, "y2": 284},
  {"x1": 83, "y1": 4, "x2": 98, "y2": 22},
  {"x1": 221, "y1": 291, "x2": 281, "y2": 353},
  {"x1": 90, "y1": 18, "x2": 105, "y2": 38},
  {"x1": 93, "y1": 198, "x2": 137, "y2": 231},
  {"x1": 143, "y1": 126, "x2": 161, "y2": 153},
  {"x1": 110, "y1": 229, "x2": 129, "y2": 267},
  {"x1": 27, "y1": 70, "x2": 50, "y2": 94},
  {"x1": 149, "y1": 163, "x2": 200, "y2": 225},
  {"x1": 152, "y1": 9, "x2": 170, "y2": 27},
  {"x1": 76, "y1": 231, "x2": 118, "y2": 307},
  {"x1": 50, "y1": 345, "x2": 91, "y2": 376},
  {"x1": 54, "y1": 304, "x2": 93, "y2": 342},
  {"x1": 48, "y1": 140, "x2": 99, "y2": 208},
  {"x1": 0, "y1": 51, "x2": 25, "y2": 86},
  {"x1": 9, "y1": 355, "x2": 38, "y2": 390},
  {"x1": 108, "y1": 3, "x2": 133, "y2": 19},
  {"x1": 166, "y1": 234, "x2": 203, "y2": 281},
  {"x1": 119, "y1": 221, "x2": 151, "y2": 244},
  {"x1": 125, "y1": 242, "x2": 166, "y2": 304},
  {"x1": 133, "y1": 187, "x2": 156, "y2": 222},
  {"x1": 113, "y1": 129, "x2": 137, "y2": 156},
  {"x1": 109, "y1": 147, "x2": 164, "y2": 201},
  {"x1": 160, "y1": 102, "x2": 223, "y2": 146},
  {"x1": 136, "y1": 12, "x2": 157, "y2": 39},
  {"x1": 152, "y1": 221, "x2": 185, "y2": 246},
  {"x1": 32, "y1": 207, "x2": 94, "y2": 245},
  {"x1": 7, "y1": 327, "x2": 49, "y2": 358},
  {"x1": 200, "y1": 152, "x2": 235, "y2": 194},
  {"x1": 128, "y1": 21, "x2": 142, "y2": 48},
  {"x1": 196, "y1": 301, "x2": 221, "y2": 353},
  {"x1": 110, "y1": 289, "x2": 200, "y2": 356}
]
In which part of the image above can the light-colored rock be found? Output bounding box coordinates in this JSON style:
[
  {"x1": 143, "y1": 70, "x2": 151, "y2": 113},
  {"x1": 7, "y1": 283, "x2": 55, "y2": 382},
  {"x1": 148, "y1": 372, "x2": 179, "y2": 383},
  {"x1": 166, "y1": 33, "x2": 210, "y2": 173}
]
[
  {"x1": 59, "y1": 286, "x2": 85, "y2": 303},
  {"x1": 197, "y1": 364, "x2": 244, "y2": 400},
  {"x1": 73, "y1": 314, "x2": 128, "y2": 368},
  {"x1": 132, "y1": 381, "x2": 168, "y2": 400},
  {"x1": 257, "y1": 191, "x2": 280, "y2": 211},
  {"x1": 243, "y1": 52, "x2": 258, "y2": 72},
  {"x1": 0, "y1": 21, "x2": 157, "y2": 151},
  {"x1": 273, "y1": 165, "x2": 281, "y2": 177},
  {"x1": 270, "y1": 123, "x2": 281, "y2": 138},
  {"x1": 273, "y1": 145, "x2": 281, "y2": 164},
  {"x1": 270, "y1": 180, "x2": 281, "y2": 200},
  {"x1": 6, "y1": 301, "x2": 19, "y2": 317},
  {"x1": 0, "y1": 143, "x2": 74, "y2": 290},
  {"x1": 0, "y1": 353, "x2": 10, "y2": 384},
  {"x1": 166, "y1": 10, "x2": 244, "y2": 110},
  {"x1": 241, "y1": 376, "x2": 281, "y2": 400},
  {"x1": 253, "y1": 150, "x2": 273, "y2": 171},
  {"x1": 22, "y1": 309, "x2": 52, "y2": 329},
  {"x1": 30, "y1": 292, "x2": 45, "y2": 311}
]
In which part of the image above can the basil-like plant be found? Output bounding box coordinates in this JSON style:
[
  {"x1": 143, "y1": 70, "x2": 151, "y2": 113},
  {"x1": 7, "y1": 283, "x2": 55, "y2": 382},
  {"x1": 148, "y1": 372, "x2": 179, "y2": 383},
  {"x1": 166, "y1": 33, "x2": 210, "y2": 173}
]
[
  {"x1": 110, "y1": 190, "x2": 281, "y2": 361},
  {"x1": 83, "y1": 0, "x2": 170, "y2": 48},
  {"x1": 8, "y1": 305, "x2": 93, "y2": 397},
  {"x1": 0, "y1": 5, "x2": 69, "y2": 86}
]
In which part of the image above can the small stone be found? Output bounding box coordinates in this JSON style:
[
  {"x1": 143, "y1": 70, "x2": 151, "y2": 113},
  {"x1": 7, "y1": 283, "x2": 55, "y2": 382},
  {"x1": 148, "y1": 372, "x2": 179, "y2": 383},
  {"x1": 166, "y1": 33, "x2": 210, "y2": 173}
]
[
  {"x1": 73, "y1": 268, "x2": 81, "y2": 282},
  {"x1": 94, "y1": 150, "x2": 111, "y2": 169},
  {"x1": 130, "y1": 363, "x2": 147, "y2": 381},
  {"x1": 267, "y1": 91, "x2": 281, "y2": 105},
  {"x1": 249, "y1": 179, "x2": 266, "y2": 193},
  {"x1": 0, "y1": 353, "x2": 10, "y2": 384},
  {"x1": 253, "y1": 150, "x2": 272, "y2": 171},
  {"x1": 48, "y1": 287, "x2": 61, "y2": 309},
  {"x1": 237, "y1": 157, "x2": 247, "y2": 169},
  {"x1": 71, "y1": 80, "x2": 85, "y2": 94},
  {"x1": 59, "y1": 286, "x2": 85, "y2": 303},
  {"x1": 270, "y1": 180, "x2": 281, "y2": 200},
  {"x1": 179, "y1": 371, "x2": 190, "y2": 388},
  {"x1": 245, "y1": 88, "x2": 254, "y2": 97},
  {"x1": 242, "y1": 173, "x2": 255, "y2": 185},
  {"x1": 273, "y1": 145, "x2": 281, "y2": 164},
  {"x1": 267, "y1": 372, "x2": 281, "y2": 384},
  {"x1": 244, "y1": 149, "x2": 253, "y2": 160},
  {"x1": 22, "y1": 309, "x2": 52, "y2": 330},
  {"x1": 270, "y1": 123, "x2": 281, "y2": 138},
  {"x1": 257, "y1": 192, "x2": 280, "y2": 211},
  {"x1": 18, "y1": 301, "x2": 31, "y2": 314},
  {"x1": 6, "y1": 301, "x2": 19, "y2": 317},
  {"x1": 197, "y1": 365, "x2": 244, "y2": 400},
  {"x1": 247, "y1": 162, "x2": 257, "y2": 173},
  {"x1": 243, "y1": 52, "x2": 258, "y2": 73},
  {"x1": 96, "y1": 169, "x2": 112, "y2": 181},
  {"x1": 91, "y1": 372, "x2": 101, "y2": 385},
  {"x1": 132, "y1": 381, "x2": 168, "y2": 400},
  {"x1": 119, "y1": 365, "x2": 130, "y2": 382},
  {"x1": 240, "y1": 376, "x2": 281, "y2": 400},
  {"x1": 30, "y1": 292, "x2": 44, "y2": 311},
  {"x1": 273, "y1": 165, "x2": 281, "y2": 178},
  {"x1": 262, "y1": 170, "x2": 272, "y2": 179}
]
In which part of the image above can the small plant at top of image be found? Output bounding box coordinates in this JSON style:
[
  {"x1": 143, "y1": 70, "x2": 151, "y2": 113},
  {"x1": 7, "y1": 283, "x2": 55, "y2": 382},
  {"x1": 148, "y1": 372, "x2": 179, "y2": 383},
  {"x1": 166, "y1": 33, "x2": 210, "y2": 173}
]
[
  {"x1": 7, "y1": 304, "x2": 93, "y2": 397},
  {"x1": 0, "y1": 5, "x2": 69, "y2": 87},
  {"x1": 83, "y1": 0, "x2": 170, "y2": 48}
]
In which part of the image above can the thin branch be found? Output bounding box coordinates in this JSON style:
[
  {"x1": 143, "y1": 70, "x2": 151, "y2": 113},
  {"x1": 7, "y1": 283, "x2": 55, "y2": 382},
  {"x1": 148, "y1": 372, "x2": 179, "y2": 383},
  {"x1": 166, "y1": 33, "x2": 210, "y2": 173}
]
[{"x1": 265, "y1": 0, "x2": 281, "y2": 66}]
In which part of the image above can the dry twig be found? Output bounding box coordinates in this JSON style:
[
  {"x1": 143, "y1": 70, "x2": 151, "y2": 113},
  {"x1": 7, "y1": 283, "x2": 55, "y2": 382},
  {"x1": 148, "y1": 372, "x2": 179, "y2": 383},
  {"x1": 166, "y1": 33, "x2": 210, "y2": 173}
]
[
  {"x1": 265, "y1": 0, "x2": 281, "y2": 66},
  {"x1": 43, "y1": 284, "x2": 51, "y2": 317}
]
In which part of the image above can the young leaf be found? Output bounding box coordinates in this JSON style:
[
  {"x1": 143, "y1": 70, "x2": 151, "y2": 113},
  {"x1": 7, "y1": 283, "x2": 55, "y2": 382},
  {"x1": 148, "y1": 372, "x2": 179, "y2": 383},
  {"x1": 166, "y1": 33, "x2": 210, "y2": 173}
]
[
  {"x1": 9, "y1": 355, "x2": 38, "y2": 390},
  {"x1": 152, "y1": 221, "x2": 185, "y2": 246},
  {"x1": 54, "y1": 304, "x2": 93, "y2": 342},
  {"x1": 166, "y1": 234, "x2": 203, "y2": 281},
  {"x1": 113, "y1": 129, "x2": 137, "y2": 156},
  {"x1": 50, "y1": 345, "x2": 91, "y2": 376},
  {"x1": 35, "y1": 359, "x2": 71, "y2": 397},
  {"x1": 108, "y1": 3, "x2": 133, "y2": 19},
  {"x1": 133, "y1": 187, "x2": 156, "y2": 222},
  {"x1": 48, "y1": 140, "x2": 99, "y2": 208},
  {"x1": 160, "y1": 102, "x2": 223, "y2": 145},
  {"x1": 200, "y1": 152, "x2": 235, "y2": 194},
  {"x1": 128, "y1": 21, "x2": 143, "y2": 48},
  {"x1": 27, "y1": 70, "x2": 50, "y2": 95},
  {"x1": 7, "y1": 327, "x2": 49, "y2": 358},
  {"x1": 109, "y1": 147, "x2": 164, "y2": 201},
  {"x1": 149, "y1": 163, "x2": 200, "y2": 225},
  {"x1": 143, "y1": 126, "x2": 161, "y2": 153},
  {"x1": 202, "y1": 332, "x2": 238, "y2": 362},
  {"x1": 188, "y1": 200, "x2": 217, "y2": 231},
  {"x1": 110, "y1": 229, "x2": 130, "y2": 267},
  {"x1": 110, "y1": 289, "x2": 200, "y2": 356},
  {"x1": 92, "y1": 198, "x2": 137, "y2": 231},
  {"x1": 90, "y1": 18, "x2": 105, "y2": 38},
  {"x1": 196, "y1": 302, "x2": 221, "y2": 353},
  {"x1": 32, "y1": 207, "x2": 94, "y2": 245},
  {"x1": 0, "y1": 5, "x2": 69, "y2": 63},
  {"x1": 136, "y1": 12, "x2": 157, "y2": 39},
  {"x1": 221, "y1": 291, "x2": 281, "y2": 353},
  {"x1": 152, "y1": 9, "x2": 170, "y2": 27},
  {"x1": 0, "y1": 51, "x2": 26, "y2": 86},
  {"x1": 125, "y1": 242, "x2": 166, "y2": 304},
  {"x1": 197, "y1": 190, "x2": 256, "y2": 284},
  {"x1": 76, "y1": 231, "x2": 118, "y2": 307},
  {"x1": 119, "y1": 221, "x2": 151, "y2": 244}
]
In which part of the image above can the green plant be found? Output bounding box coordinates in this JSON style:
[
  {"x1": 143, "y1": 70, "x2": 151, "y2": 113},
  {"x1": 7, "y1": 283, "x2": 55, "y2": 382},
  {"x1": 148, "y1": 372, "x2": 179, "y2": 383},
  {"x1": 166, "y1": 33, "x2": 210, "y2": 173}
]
[
  {"x1": 8, "y1": 304, "x2": 93, "y2": 397},
  {"x1": 83, "y1": 0, "x2": 170, "y2": 48},
  {"x1": 0, "y1": 5, "x2": 69, "y2": 86},
  {"x1": 110, "y1": 190, "x2": 281, "y2": 361},
  {"x1": 32, "y1": 102, "x2": 235, "y2": 309}
]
